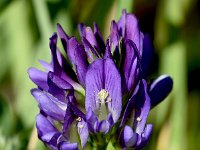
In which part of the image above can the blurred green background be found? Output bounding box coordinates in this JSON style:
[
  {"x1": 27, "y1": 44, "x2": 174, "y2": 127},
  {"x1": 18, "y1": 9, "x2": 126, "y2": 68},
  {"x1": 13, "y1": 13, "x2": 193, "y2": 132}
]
[{"x1": 0, "y1": 0, "x2": 200, "y2": 149}]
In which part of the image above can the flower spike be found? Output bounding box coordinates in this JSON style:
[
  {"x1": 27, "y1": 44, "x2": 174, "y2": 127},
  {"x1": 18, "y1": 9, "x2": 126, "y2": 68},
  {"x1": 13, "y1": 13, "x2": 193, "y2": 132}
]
[{"x1": 29, "y1": 10, "x2": 173, "y2": 149}]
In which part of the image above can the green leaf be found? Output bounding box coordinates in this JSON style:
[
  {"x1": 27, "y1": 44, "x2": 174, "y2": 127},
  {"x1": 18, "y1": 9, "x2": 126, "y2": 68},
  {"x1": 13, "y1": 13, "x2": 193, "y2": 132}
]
[{"x1": 106, "y1": 141, "x2": 116, "y2": 150}]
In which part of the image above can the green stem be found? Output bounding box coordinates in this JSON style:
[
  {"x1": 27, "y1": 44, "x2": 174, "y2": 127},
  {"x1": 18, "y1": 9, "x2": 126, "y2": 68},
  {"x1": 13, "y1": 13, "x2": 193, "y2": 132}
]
[{"x1": 32, "y1": 0, "x2": 52, "y2": 41}]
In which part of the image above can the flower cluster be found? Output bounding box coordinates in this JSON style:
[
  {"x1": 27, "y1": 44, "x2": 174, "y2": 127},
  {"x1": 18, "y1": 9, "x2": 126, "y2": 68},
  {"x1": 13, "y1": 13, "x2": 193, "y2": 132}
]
[{"x1": 28, "y1": 10, "x2": 173, "y2": 150}]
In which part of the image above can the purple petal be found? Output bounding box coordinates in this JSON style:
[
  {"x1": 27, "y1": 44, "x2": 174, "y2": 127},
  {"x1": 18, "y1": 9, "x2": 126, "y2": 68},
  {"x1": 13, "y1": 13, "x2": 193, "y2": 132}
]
[
  {"x1": 82, "y1": 37, "x2": 99, "y2": 62},
  {"x1": 63, "y1": 102, "x2": 85, "y2": 134},
  {"x1": 55, "y1": 42, "x2": 79, "y2": 83},
  {"x1": 28, "y1": 68, "x2": 48, "y2": 90},
  {"x1": 110, "y1": 20, "x2": 120, "y2": 50},
  {"x1": 67, "y1": 37, "x2": 79, "y2": 64},
  {"x1": 104, "y1": 59, "x2": 122, "y2": 122},
  {"x1": 77, "y1": 120, "x2": 89, "y2": 148},
  {"x1": 78, "y1": 23, "x2": 86, "y2": 37},
  {"x1": 49, "y1": 34, "x2": 81, "y2": 88},
  {"x1": 62, "y1": 105, "x2": 75, "y2": 134},
  {"x1": 83, "y1": 26, "x2": 100, "y2": 54},
  {"x1": 133, "y1": 80, "x2": 151, "y2": 134},
  {"x1": 74, "y1": 45, "x2": 88, "y2": 86},
  {"x1": 57, "y1": 23, "x2": 69, "y2": 51},
  {"x1": 117, "y1": 10, "x2": 144, "y2": 55},
  {"x1": 31, "y1": 88, "x2": 66, "y2": 121},
  {"x1": 56, "y1": 48, "x2": 63, "y2": 68},
  {"x1": 125, "y1": 14, "x2": 143, "y2": 56},
  {"x1": 36, "y1": 114, "x2": 60, "y2": 145},
  {"x1": 141, "y1": 34, "x2": 154, "y2": 78},
  {"x1": 49, "y1": 33, "x2": 62, "y2": 75},
  {"x1": 109, "y1": 21, "x2": 121, "y2": 63},
  {"x1": 57, "y1": 49, "x2": 79, "y2": 83},
  {"x1": 97, "y1": 120, "x2": 110, "y2": 133},
  {"x1": 56, "y1": 48, "x2": 80, "y2": 85},
  {"x1": 79, "y1": 23, "x2": 104, "y2": 56},
  {"x1": 121, "y1": 125, "x2": 138, "y2": 148},
  {"x1": 93, "y1": 22, "x2": 105, "y2": 53},
  {"x1": 117, "y1": 10, "x2": 126, "y2": 37},
  {"x1": 58, "y1": 71, "x2": 83, "y2": 93},
  {"x1": 47, "y1": 72, "x2": 74, "y2": 103},
  {"x1": 120, "y1": 83, "x2": 140, "y2": 127},
  {"x1": 84, "y1": 26, "x2": 97, "y2": 46},
  {"x1": 85, "y1": 58, "x2": 122, "y2": 122},
  {"x1": 122, "y1": 40, "x2": 140, "y2": 92},
  {"x1": 136, "y1": 124, "x2": 153, "y2": 149},
  {"x1": 86, "y1": 107, "x2": 98, "y2": 132},
  {"x1": 107, "y1": 113, "x2": 114, "y2": 127},
  {"x1": 142, "y1": 124, "x2": 153, "y2": 142},
  {"x1": 69, "y1": 102, "x2": 85, "y2": 119},
  {"x1": 59, "y1": 142, "x2": 78, "y2": 150},
  {"x1": 48, "y1": 72, "x2": 73, "y2": 90},
  {"x1": 85, "y1": 59, "x2": 104, "y2": 112},
  {"x1": 104, "y1": 40, "x2": 112, "y2": 59},
  {"x1": 149, "y1": 75, "x2": 173, "y2": 108},
  {"x1": 39, "y1": 60, "x2": 53, "y2": 72},
  {"x1": 67, "y1": 38, "x2": 88, "y2": 86}
]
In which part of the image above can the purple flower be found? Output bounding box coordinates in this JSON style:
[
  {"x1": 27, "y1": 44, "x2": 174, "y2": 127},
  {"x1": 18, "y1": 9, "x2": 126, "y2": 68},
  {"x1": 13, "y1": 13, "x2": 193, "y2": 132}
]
[
  {"x1": 120, "y1": 80, "x2": 152, "y2": 149},
  {"x1": 28, "y1": 10, "x2": 173, "y2": 149},
  {"x1": 36, "y1": 113, "x2": 79, "y2": 150},
  {"x1": 85, "y1": 58, "x2": 121, "y2": 133},
  {"x1": 30, "y1": 72, "x2": 89, "y2": 149}
]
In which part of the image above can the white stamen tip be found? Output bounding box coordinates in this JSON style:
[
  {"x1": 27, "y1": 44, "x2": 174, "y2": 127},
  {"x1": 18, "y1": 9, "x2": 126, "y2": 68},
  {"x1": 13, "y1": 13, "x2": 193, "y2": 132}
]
[
  {"x1": 76, "y1": 117, "x2": 82, "y2": 122},
  {"x1": 107, "y1": 97, "x2": 112, "y2": 102},
  {"x1": 78, "y1": 124, "x2": 84, "y2": 129},
  {"x1": 98, "y1": 89, "x2": 109, "y2": 102},
  {"x1": 136, "y1": 117, "x2": 142, "y2": 122}
]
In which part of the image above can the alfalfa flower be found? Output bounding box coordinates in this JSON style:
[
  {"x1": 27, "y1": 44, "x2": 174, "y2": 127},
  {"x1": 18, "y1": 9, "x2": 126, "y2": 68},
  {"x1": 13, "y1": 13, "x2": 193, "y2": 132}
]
[
  {"x1": 85, "y1": 58, "x2": 122, "y2": 134},
  {"x1": 28, "y1": 10, "x2": 173, "y2": 149}
]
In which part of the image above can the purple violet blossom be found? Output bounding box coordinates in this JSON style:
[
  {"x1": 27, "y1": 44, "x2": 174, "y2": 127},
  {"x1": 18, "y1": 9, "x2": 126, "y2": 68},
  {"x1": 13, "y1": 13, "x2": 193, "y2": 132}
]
[
  {"x1": 28, "y1": 10, "x2": 173, "y2": 150},
  {"x1": 85, "y1": 58, "x2": 121, "y2": 134}
]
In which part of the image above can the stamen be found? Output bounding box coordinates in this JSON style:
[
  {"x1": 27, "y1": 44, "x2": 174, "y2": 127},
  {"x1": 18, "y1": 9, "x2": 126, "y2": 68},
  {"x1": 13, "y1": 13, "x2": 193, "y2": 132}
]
[
  {"x1": 106, "y1": 97, "x2": 112, "y2": 102},
  {"x1": 86, "y1": 27, "x2": 90, "y2": 32},
  {"x1": 65, "y1": 90, "x2": 69, "y2": 96},
  {"x1": 76, "y1": 117, "x2": 82, "y2": 122},
  {"x1": 141, "y1": 132, "x2": 145, "y2": 138},
  {"x1": 97, "y1": 89, "x2": 110, "y2": 121},
  {"x1": 98, "y1": 89, "x2": 109, "y2": 103},
  {"x1": 136, "y1": 117, "x2": 141, "y2": 122},
  {"x1": 78, "y1": 124, "x2": 84, "y2": 129}
]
